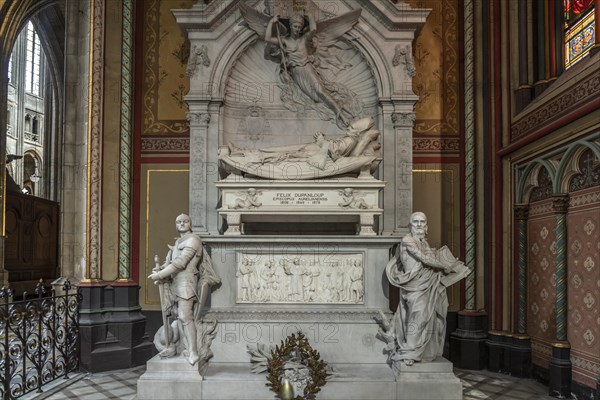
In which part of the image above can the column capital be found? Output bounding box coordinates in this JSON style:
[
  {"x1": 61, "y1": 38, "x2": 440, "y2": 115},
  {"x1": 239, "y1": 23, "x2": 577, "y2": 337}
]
[
  {"x1": 514, "y1": 204, "x2": 530, "y2": 220},
  {"x1": 391, "y1": 112, "x2": 416, "y2": 127},
  {"x1": 552, "y1": 194, "x2": 570, "y2": 214},
  {"x1": 186, "y1": 111, "x2": 211, "y2": 127}
]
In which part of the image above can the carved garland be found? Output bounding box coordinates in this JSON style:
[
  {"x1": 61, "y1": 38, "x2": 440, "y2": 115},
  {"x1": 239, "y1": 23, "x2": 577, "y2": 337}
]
[{"x1": 266, "y1": 332, "x2": 329, "y2": 400}]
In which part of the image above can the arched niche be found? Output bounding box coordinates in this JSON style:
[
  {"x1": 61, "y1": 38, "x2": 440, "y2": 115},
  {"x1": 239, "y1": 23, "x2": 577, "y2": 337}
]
[
  {"x1": 221, "y1": 36, "x2": 379, "y2": 148},
  {"x1": 519, "y1": 161, "x2": 558, "y2": 204},
  {"x1": 556, "y1": 141, "x2": 600, "y2": 193}
]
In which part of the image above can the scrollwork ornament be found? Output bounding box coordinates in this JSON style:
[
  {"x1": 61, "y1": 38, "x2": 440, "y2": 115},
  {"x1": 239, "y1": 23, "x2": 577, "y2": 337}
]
[
  {"x1": 391, "y1": 112, "x2": 416, "y2": 127},
  {"x1": 186, "y1": 112, "x2": 211, "y2": 127},
  {"x1": 266, "y1": 332, "x2": 330, "y2": 400}
]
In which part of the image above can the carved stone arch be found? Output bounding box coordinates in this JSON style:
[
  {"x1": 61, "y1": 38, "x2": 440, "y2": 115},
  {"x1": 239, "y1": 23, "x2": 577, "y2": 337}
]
[
  {"x1": 556, "y1": 141, "x2": 600, "y2": 193},
  {"x1": 203, "y1": 10, "x2": 393, "y2": 104},
  {"x1": 349, "y1": 25, "x2": 393, "y2": 99},
  {"x1": 207, "y1": 32, "x2": 262, "y2": 100},
  {"x1": 519, "y1": 160, "x2": 558, "y2": 204},
  {"x1": 0, "y1": 0, "x2": 59, "y2": 62},
  {"x1": 30, "y1": 5, "x2": 64, "y2": 91}
]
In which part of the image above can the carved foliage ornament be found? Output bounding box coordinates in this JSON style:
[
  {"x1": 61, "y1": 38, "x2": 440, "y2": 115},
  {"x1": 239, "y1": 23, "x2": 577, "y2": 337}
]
[
  {"x1": 186, "y1": 112, "x2": 211, "y2": 126},
  {"x1": 391, "y1": 112, "x2": 416, "y2": 126},
  {"x1": 392, "y1": 44, "x2": 416, "y2": 78},
  {"x1": 266, "y1": 332, "x2": 329, "y2": 400},
  {"x1": 552, "y1": 194, "x2": 570, "y2": 213},
  {"x1": 514, "y1": 205, "x2": 530, "y2": 220},
  {"x1": 186, "y1": 44, "x2": 210, "y2": 77}
]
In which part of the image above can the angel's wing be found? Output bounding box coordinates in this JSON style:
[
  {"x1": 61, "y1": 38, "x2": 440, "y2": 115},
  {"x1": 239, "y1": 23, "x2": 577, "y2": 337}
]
[
  {"x1": 314, "y1": 9, "x2": 361, "y2": 48},
  {"x1": 239, "y1": 3, "x2": 270, "y2": 38},
  {"x1": 239, "y1": 2, "x2": 288, "y2": 38}
]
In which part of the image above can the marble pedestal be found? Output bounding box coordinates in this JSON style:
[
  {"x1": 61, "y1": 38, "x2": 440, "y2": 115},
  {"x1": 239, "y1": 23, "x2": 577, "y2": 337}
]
[{"x1": 137, "y1": 357, "x2": 462, "y2": 400}]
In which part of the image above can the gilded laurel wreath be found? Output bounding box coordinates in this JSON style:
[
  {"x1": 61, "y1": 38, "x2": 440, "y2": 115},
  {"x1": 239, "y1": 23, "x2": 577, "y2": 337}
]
[{"x1": 266, "y1": 332, "x2": 330, "y2": 400}]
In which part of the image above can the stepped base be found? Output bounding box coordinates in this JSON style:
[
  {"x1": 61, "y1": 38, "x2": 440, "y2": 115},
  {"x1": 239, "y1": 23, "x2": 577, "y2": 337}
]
[{"x1": 137, "y1": 356, "x2": 462, "y2": 400}]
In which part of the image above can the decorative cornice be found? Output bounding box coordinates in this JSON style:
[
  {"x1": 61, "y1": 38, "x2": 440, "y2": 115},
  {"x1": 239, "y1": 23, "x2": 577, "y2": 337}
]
[
  {"x1": 413, "y1": 137, "x2": 460, "y2": 152},
  {"x1": 552, "y1": 194, "x2": 570, "y2": 213},
  {"x1": 141, "y1": 137, "x2": 190, "y2": 153},
  {"x1": 207, "y1": 309, "x2": 384, "y2": 323},
  {"x1": 391, "y1": 112, "x2": 416, "y2": 127},
  {"x1": 511, "y1": 72, "x2": 600, "y2": 140},
  {"x1": 569, "y1": 188, "x2": 600, "y2": 208},
  {"x1": 529, "y1": 200, "x2": 554, "y2": 217}
]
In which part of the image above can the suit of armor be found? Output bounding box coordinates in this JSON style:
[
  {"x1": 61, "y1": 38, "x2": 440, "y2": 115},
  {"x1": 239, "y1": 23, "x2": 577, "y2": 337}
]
[
  {"x1": 150, "y1": 214, "x2": 220, "y2": 365},
  {"x1": 165, "y1": 233, "x2": 202, "y2": 301}
]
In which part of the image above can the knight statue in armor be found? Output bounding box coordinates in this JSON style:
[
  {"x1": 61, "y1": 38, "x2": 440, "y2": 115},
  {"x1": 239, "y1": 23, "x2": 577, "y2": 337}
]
[{"x1": 148, "y1": 213, "x2": 221, "y2": 367}]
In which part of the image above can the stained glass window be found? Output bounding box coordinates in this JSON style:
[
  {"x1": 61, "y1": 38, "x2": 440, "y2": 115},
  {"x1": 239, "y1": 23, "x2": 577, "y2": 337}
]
[
  {"x1": 564, "y1": 0, "x2": 596, "y2": 69},
  {"x1": 25, "y1": 21, "x2": 41, "y2": 95}
]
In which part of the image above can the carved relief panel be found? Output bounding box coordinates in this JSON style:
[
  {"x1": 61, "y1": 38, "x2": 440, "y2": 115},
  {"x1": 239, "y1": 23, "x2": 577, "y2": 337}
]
[{"x1": 236, "y1": 252, "x2": 365, "y2": 304}]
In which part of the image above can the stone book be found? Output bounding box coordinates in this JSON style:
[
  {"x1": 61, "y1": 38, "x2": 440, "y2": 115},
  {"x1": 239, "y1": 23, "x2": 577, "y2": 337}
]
[{"x1": 437, "y1": 246, "x2": 471, "y2": 287}]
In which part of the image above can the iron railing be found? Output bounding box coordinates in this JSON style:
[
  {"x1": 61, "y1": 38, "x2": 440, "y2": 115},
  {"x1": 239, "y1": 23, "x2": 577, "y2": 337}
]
[{"x1": 0, "y1": 281, "x2": 80, "y2": 400}]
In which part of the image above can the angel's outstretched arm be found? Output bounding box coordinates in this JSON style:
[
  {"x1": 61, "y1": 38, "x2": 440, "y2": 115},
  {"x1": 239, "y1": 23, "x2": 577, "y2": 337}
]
[{"x1": 265, "y1": 16, "x2": 280, "y2": 45}]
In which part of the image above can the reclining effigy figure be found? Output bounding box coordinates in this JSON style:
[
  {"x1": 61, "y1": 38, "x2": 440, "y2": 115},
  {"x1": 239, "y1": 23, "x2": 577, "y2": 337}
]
[{"x1": 219, "y1": 117, "x2": 381, "y2": 180}]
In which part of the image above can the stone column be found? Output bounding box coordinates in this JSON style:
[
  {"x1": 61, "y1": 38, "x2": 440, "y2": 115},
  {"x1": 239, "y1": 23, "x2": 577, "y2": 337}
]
[
  {"x1": 514, "y1": 204, "x2": 529, "y2": 334},
  {"x1": 118, "y1": 0, "x2": 134, "y2": 281},
  {"x1": 389, "y1": 110, "x2": 414, "y2": 235},
  {"x1": 187, "y1": 107, "x2": 211, "y2": 235},
  {"x1": 549, "y1": 193, "x2": 571, "y2": 398},
  {"x1": 84, "y1": 0, "x2": 105, "y2": 282},
  {"x1": 510, "y1": 204, "x2": 531, "y2": 377}
]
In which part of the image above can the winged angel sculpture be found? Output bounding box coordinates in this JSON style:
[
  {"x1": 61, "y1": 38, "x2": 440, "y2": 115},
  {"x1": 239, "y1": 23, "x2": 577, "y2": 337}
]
[{"x1": 239, "y1": 2, "x2": 363, "y2": 128}]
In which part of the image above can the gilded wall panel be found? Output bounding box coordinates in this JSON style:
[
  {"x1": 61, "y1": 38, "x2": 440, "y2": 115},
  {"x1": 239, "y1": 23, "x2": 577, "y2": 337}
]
[
  {"x1": 139, "y1": 165, "x2": 189, "y2": 309},
  {"x1": 407, "y1": 0, "x2": 459, "y2": 136},
  {"x1": 142, "y1": 0, "x2": 194, "y2": 136},
  {"x1": 413, "y1": 165, "x2": 461, "y2": 311}
]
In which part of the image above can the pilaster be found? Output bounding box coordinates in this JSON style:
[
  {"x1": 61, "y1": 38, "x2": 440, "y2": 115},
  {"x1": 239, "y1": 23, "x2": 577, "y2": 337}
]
[
  {"x1": 389, "y1": 109, "x2": 415, "y2": 236},
  {"x1": 187, "y1": 107, "x2": 212, "y2": 235}
]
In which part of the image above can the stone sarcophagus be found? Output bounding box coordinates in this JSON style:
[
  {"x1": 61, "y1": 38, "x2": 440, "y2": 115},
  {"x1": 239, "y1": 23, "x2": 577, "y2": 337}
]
[{"x1": 217, "y1": 179, "x2": 384, "y2": 235}]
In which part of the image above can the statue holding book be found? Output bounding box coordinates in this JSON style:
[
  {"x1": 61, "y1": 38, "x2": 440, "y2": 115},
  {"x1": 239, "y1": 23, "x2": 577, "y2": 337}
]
[{"x1": 377, "y1": 212, "x2": 470, "y2": 371}]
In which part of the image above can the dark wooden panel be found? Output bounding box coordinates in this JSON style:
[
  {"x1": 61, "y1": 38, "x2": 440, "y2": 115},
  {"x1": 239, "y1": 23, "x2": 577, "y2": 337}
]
[{"x1": 4, "y1": 192, "x2": 59, "y2": 287}]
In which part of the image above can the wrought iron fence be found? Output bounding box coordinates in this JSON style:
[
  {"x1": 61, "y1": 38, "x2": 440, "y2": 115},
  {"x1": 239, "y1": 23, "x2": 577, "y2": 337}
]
[{"x1": 0, "y1": 281, "x2": 80, "y2": 400}]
